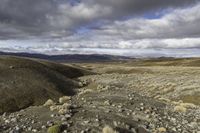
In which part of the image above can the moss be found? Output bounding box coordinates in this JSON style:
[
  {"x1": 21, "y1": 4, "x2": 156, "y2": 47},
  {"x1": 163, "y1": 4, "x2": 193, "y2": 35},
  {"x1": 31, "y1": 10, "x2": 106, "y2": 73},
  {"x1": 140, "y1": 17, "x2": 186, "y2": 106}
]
[{"x1": 47, "y1": 124, "x2": 62, "y2": 133}]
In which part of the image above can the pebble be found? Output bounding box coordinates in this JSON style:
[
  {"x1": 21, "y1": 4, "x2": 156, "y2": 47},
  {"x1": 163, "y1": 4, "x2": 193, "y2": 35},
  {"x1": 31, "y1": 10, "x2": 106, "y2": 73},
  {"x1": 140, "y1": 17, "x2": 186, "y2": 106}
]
[
  {"x1": 32, "y1": 129, "x2": 38, "y2": 132},
  {"x1": 125, "y1": 124, "x2": 131, "y2": 129},
  {"x1": 80, "y1": 130, "x2": 85, "y2": 133},
  {"x1": 5, "y1": 120, "x2": 10, "y2": 124},
  {"x1": 65, "y1": 114, "x2": 72, "y2": 119},
  {"x1": 113, "y1": 121, "x2": 118, "y2": 126},
  {"x1": 84, "y1": 120, "x2": 90, "y2": 124},
  {"x1": 157, "y1": 127, "x2": 167, "y2": 132},
  {"x1": 47, "y1": 121, "x2": 54, "y2": 126},
  {"x1": 41, "y1": 125, "x2": 46, "y2": 129},
  {"x1": 61, "y1": 117, "x2": 67, "y2": 121},
  {"x1": 51, "y1": 114, "x2": 56, "y2": 118},
  {"x1": 27, "y1": 126, "x2": 32, "y2": 131},
  {"x1": 63, "y1": 130, "x2": 68, "y2": 133},
  {"x1": 31, "y1": 120, "x2": 35, "y2": 124}
]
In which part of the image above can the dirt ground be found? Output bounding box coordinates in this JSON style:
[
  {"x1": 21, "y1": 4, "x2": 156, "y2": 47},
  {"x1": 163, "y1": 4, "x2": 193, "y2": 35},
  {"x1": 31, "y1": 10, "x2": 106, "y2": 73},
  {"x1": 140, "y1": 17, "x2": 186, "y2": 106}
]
[{"x1": 0, "y1": 60, "x2": 200, "y2": 133}]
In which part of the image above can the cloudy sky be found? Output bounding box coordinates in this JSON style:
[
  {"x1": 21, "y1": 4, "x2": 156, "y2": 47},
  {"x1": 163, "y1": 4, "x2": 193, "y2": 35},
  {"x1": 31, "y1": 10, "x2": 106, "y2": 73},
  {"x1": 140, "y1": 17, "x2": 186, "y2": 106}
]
[{"x1": 0, "y1": 0, "x2": 200, "y2": 57}]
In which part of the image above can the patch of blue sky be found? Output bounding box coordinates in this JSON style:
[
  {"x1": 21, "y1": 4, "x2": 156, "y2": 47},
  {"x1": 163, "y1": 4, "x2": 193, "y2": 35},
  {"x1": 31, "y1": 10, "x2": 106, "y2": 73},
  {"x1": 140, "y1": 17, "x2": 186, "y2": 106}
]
[{"x1": 143, "y1": 11, "x2": 163, "y2": 19}]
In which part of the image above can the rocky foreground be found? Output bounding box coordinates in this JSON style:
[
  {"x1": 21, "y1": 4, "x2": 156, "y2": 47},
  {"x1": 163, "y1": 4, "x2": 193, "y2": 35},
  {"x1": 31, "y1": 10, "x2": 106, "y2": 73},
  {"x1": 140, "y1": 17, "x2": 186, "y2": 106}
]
[
  {"x1": 0, "y1": 75, "x2": 200, "y2": 133},
  {"x1": 1, "y1": 58, "x2": 200, "y2": 133}
]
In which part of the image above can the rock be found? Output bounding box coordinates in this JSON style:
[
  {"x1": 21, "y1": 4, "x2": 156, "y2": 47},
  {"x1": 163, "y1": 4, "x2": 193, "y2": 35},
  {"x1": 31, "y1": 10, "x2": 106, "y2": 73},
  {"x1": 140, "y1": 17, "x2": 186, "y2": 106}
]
[
  {"x1": 102, "y1": 126, "x2": 117, "y2": 133},
  {"x1": 157, "y1": 127, "x2": 167, "y2": 132},
  {"x1": 118, "y1": 105, "x2": 122, "y2": 108},
  {"x1": 41, "y1": 125, "x2": 46, "y2": 129},
  {"x1": 31, "y1": 120, "x2": 35, "y2": 124},
  {"x1": 78, "y1": 82, "x2": 84, "y2": 87},
  {"x1": 14, "y1": 126, "x2": 22, "y2": 133},
  {"x1": 104, "y1": 100, "x2": 111, "y2": 105},
  {"x1": 113, "y1": 121, "x2": 118, "y2": 127},
  {"x1": 80, "y1": 130, "x2": 85, "y2": 133},
  {"x1": 32, "y1": 129, "x2": 38, "y2": 132},
  {"x1": 140, "y1": 103, "x2": 144, "y2": 106},
  {"x1": 83, "y1": 120, "x2": 90, "y2": 124},
  {"x1": 50, "y1": 106, "x2": 58, "y2": 111},
  {"x1": 27, "y1": 126, "x2": 33, "y2": 131},
  {"x1": 63, "y1": 130, "x2": 68, "y2": 133},
  {"x1": 62, "y1": 103, "x2": 71, "y2": 109},
  {"x1": 172, "y1": 127, "x2": 176, "y2": 132},
  {"x1": 129, "y1": 97, "x2": 133, "y2": 100},
  {"x1": 2, "y1": 112, "x2": 7, "y2": 117},
  {"x1": 61, "y1": 117, "x2": 67, "y2": 121},
  {"x1": 11, "y1": 118, "x2": 18, "y2": 123},
  {"x1": 125, "y1": 124, "x2": 131, "y2": 129},
  {"x1": 9, "y1": 66, "x2": 14, "y2": 69},
  {"x1": 44, "y1": 99, "x2": 55, "y2": 107},
  {"x1": 47, "y1": 121, "x2": 54, "y2": 127},
  {"x1": 5, "y1": 119, "x2": 10, "y2": 124},
  {"x1": 131, "y1": 128, "x2": 137, "y2": 133},
  {"x1": 51, "y1": 114, "x2": 56, "y2": 118},
  {"x1": 189, "y1": 122, "x2": 198, "y2": 129},
  {"x1": 65, "y1": 114, "x2": 72, "y2": 119},
  {"x1": 59, "y1": 96, "x2": 71, "y2": 104},
  {"x1": 170, "y1": 118, "x2": 176, "y2": 123}
]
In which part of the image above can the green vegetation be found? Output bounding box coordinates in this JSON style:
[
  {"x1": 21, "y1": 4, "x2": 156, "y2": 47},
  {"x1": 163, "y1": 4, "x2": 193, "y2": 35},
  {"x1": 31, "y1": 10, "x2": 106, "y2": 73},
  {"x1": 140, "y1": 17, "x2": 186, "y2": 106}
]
[{"x1": 47, "y1": 124, "x2": 62, "y2": 133}]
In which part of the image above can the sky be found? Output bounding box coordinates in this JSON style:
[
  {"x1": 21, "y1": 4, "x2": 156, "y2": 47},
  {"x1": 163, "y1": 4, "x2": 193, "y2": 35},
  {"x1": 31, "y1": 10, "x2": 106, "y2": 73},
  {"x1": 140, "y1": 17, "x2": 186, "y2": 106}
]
[{"x1": 0, "y1": 0, "x2": 200, "y2": 57}]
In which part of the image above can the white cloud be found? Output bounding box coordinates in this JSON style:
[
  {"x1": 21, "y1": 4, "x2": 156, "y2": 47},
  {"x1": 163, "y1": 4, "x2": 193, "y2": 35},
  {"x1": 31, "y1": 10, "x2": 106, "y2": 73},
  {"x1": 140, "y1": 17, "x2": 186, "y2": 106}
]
[{"x1": 0, "y1": 0, "x2": 200, "y2": 57}]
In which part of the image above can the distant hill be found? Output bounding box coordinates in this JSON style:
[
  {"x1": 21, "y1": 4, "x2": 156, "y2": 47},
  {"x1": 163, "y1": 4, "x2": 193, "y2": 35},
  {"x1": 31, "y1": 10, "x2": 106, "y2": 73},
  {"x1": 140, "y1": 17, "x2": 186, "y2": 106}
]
[
  {"x1": 0, "y1": 51, "x2": 132, "y2": 62},
  {"x1": 0, "y1": 56, "x2": 93, "y2": 114},
  {"x1": 125, "y1": 57, "x2": 200, "y2": 67}
]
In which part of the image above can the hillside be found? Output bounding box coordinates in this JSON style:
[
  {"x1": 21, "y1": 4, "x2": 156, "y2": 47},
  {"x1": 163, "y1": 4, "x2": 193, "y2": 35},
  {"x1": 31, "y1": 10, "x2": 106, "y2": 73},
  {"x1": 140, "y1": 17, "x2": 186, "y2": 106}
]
[
  {"x1": 126, "y1": 57, "x2": 200, "y2": 67},
  {"x1": 0, "y1": 56, "x2": 92, "y2": 114}
]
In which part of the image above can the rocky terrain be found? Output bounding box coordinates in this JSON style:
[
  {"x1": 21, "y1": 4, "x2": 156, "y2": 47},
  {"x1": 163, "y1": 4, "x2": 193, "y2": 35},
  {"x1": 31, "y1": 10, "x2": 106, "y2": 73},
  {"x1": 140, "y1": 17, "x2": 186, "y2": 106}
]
[{"x1": 0, "y1": 56, "x2": 200, "y2": 133}]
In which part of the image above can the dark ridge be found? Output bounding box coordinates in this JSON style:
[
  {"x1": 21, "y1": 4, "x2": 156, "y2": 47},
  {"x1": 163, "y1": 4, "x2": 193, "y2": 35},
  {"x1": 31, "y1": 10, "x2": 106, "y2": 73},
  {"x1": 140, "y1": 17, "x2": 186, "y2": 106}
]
[
  {"x1": 0, "y1": 51, "x2": 132, "y2": 62},
  {"x1": 0, "y1": 56, "x2": 93, "y2": 114}
]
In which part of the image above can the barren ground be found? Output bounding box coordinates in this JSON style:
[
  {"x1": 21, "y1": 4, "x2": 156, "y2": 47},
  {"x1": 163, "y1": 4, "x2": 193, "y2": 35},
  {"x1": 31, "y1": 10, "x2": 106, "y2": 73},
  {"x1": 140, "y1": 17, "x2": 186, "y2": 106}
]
[{"x1": 0, "y1": 58, "x2": 200, "y2": 133}]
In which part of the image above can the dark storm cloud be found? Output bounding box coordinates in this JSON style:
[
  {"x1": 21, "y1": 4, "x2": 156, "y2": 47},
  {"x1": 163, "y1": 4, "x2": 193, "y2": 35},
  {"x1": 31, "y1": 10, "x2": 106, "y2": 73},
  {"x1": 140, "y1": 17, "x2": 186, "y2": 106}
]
[
  {"x1": 87, "y1": 0, "x2": 198, "y2": 16},
  {"x1": 0, "y1": 0, "x2": 198, "y2": 40},
  {"x1": 0, "y1": 0, "x2": 58, "y2": 38}
]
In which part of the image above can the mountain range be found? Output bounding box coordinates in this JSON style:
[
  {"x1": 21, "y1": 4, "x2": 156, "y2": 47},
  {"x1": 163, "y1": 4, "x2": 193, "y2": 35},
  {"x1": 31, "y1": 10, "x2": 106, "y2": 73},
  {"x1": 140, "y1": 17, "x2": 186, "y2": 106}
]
[{"x1": 0, "y1": 51, "x2": 132, "y2": 62}]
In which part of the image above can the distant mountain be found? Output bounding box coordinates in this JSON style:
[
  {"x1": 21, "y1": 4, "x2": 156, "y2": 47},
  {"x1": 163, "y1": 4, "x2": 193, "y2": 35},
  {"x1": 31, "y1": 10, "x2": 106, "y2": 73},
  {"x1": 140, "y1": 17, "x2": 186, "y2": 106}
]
[{"x1": 0, "y1": 51, "x2": 132, "y2": 62}]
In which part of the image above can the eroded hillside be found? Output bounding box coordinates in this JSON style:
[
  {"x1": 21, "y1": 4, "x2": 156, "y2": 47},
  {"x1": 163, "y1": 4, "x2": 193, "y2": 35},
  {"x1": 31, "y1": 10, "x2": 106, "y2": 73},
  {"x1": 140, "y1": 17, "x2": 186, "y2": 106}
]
[{"x1": 0, "y1": 56, "x2": 92, "y2": 114}]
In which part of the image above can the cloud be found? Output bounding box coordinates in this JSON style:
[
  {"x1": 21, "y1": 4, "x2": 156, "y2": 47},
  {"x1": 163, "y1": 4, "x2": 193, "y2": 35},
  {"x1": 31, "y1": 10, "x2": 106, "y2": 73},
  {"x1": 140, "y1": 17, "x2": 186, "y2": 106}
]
[
  {"x1": 90, "y1": 3, "x2": 200, "y2": 40},
  {"x1": 0, "y1": 0, "x2": 200, "y2": 57},
  {"x1": 0, "y1": 0, "x2": 198, "y2": 39}
]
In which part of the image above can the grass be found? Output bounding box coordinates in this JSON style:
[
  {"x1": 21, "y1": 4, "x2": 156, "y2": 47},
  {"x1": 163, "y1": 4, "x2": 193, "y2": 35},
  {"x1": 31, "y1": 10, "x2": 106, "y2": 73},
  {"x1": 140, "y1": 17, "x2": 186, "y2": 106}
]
[
  {"x1": 47, "y1": 124, "x2": 62, "y2": 133},
  {"x1": 180, "y1": 94, "x2": 200, "y2": 105},
  {"x1": 78, "y1": 60, "x2": 200, "y2": 106}
]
